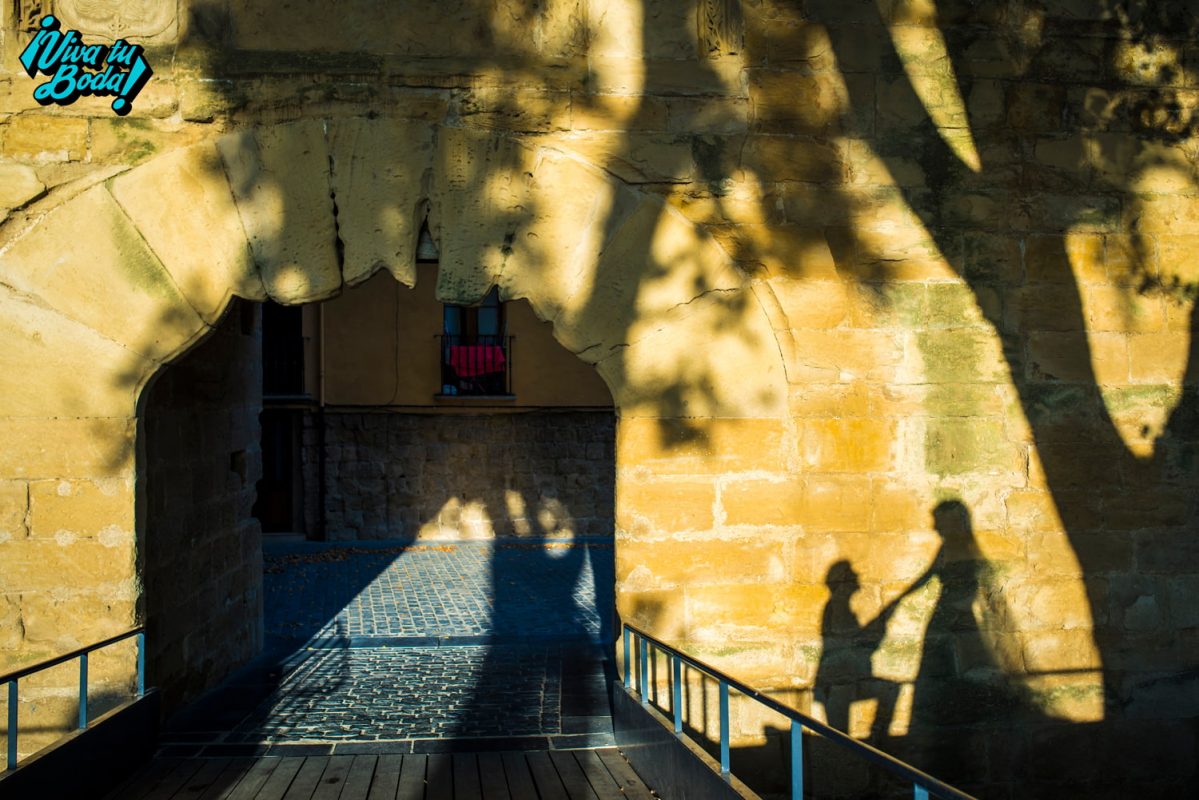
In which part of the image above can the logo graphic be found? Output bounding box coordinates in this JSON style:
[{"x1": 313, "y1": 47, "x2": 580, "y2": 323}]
[{"x1": 18, "y1": 15, "x2": 152, "y2": 116}]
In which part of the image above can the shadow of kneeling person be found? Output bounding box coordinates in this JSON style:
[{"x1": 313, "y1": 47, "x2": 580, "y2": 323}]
[{"x1": 815, "y1": 558, "x2": 934, "y2": 745}]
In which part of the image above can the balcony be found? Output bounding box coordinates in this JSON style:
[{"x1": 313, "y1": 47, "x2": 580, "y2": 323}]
[{"x1": 437, "y1": 334, "x2": 513, "y2": 397}]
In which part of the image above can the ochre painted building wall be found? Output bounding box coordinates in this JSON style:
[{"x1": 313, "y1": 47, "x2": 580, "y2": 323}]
[
  {"x1": 0, "y1": 1, "x2": 1196, "y2": 795},
  {"x1": 320, "y1": 267, "x2": 612, "y2": 408}
]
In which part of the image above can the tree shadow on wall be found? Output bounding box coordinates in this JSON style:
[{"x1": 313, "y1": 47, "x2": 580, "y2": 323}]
[{"x1": 135, "y1": 0, "x2": 1199, "y2": 794}]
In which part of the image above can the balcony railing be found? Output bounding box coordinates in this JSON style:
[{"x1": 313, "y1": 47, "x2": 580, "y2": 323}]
[{"x1": 438, "y1": 334, "x2": 513, "y2": 397}]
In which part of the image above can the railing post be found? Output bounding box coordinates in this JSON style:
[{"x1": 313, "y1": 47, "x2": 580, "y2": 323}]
[
  {"x1": 78, "y1": 652, "x2": 88, "y2": 729},
  {"x1": 6, "y1": 679, "x2": 16, "y2": 771},
  {"x1": 639, "y1": 638, "x2": 649, "y2": 705},
  {"x1": 672, "y1": 655, "x2": 683, "y2": 734},
  {"x1": 622, "y1": 627, "x2": 631, "y2": 690},
  {"x1": 791, "y1": 719, "x2": 804, "y2": 799},
  {"x1": 914, "y1": 784, "x2": 929, "y2": 800},
  {"x1": 719, "y1": 679, "x2": 730, "y2": 776},
  {"x1": 137, "y1": 631, "x2": 146, "y2": 697}
]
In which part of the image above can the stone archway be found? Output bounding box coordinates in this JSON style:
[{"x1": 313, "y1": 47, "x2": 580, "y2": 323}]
[{"x1": 0, "y1": 117, "x2": 789, "y2": 750}]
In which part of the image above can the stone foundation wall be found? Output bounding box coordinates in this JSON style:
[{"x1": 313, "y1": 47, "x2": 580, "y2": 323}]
[
  {"x1": 140, "y1": 301, "x2": 264, "y2": 713},
  {"x1": 312, "y1": 411, "x2": 615, "y2": 541}
]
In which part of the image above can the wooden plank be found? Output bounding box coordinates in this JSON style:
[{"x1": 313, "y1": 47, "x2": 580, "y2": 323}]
[
  {"x1": 172, "y1": 758, "x2": 233, "y2": 798},
  {"x1": 425, "y1": 753, "x2": 453, "y2": 800},
  {"x1": 524, "y1": 752, "x2": 568, "y2": 800},
  {"x1": 499, "y1": 754, "x2": 536, "y2": 800},
  {"x1": 141, "y1": 758, "x2": 207, "y2": 800},
  {"x1": 367, "y1": 754, "x2": 403, "y2": 800},
  {"x1": 476, "y1": 753, "x2": 510, "y2": 800},
  {"x1": 197, "y1": 758, "x2": 257, "y2": 800},
  {"x1": 572, "y1": 750, "x2": 625, "y2": 800},
  {"x1": 339, "y1": 755, "x2": 378, "y2": 800},
  {"x1": 254, "y1": 757, "x2": 305, "y2": 800},
  {"x1": 452, "y1": 754, "x2": 481, "y2": 800},
  {"x1": 311, "y1": 755, "x2": 356, "y2": 800},
  {"x1": 104, "y1": 756, "x2": 182, "y2": 800},
  {"x1": 396, "y1": 754, "x2": 427, "y2": 800},
  {"x1": 224, "y1": 757, "x2": 282, "y2": 800},
  {"x1": 595, "y1": 749, "x2": 654, "y2": 800},
  {"x1": 281, "y1": 756, "x2": 331, "y2": 800},
  {"x1": 548, "y1": 751, "x2": 599, "y2": 800}
]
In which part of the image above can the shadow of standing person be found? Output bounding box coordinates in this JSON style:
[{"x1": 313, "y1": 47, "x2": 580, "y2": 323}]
[{"x1": 909, "y1": 500, "x2": 1035, "y2": 732}]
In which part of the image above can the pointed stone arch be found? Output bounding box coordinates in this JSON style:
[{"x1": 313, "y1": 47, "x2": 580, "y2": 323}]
[{"x1": 0, "y1": 118, "x2": 789, "y2": 686}]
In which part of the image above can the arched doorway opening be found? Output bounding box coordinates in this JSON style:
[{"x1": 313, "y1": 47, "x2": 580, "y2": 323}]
[
  {"x1": 0, "y1": 119, "x2": 788, "y2": 765},
  {"x1": 140, "y1": 250, "x2": 618, "y2": 746}
]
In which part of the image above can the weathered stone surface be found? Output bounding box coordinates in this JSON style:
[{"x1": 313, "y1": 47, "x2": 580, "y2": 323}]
[
  {"x1": 110, "y1": 141, "x2": 266, "y2": 324},
  {"x1": 0, "y1": 538, "x2": 135, "y2": 594},
  {"x1": 230, "y1": 0, "x2": 583, "y2": 59},
  {"x1": 617, "y1": 417, "x2": 787, "y2": 475},
  {"x1": 1, "y1": 115, "x2": 88, "y2": 163},
  {"x1": 496, "y1": 143, "x2": 642, "y2": 326},
  {"x1": 0, "y1": 286, "x2": 154, "y2": 417},
  {"x1": 0, "y1": 481, "x2": 28, "y2": 543},
  {"x1": 0, "y1": 163, "x2": 43, "y2": 209},
  {"x1": 217, "y1": 120, "x2": 342, "y2": 303},
  {"x1": 1, "y1": 190, "x2": 208, "y2": 369},
  {"x1": 559, "y1": 194, "x2": 741, "y2": 352},
  {"x1": 28, "y1": 479, "x2": 133, "y2": 541},
  {"x1": 722, "y1": 478, "x2": 803, "y2": 527},
  {"x1": 89, "y1": 118, "x2": 202, "y2": 166},
  {"x1": 456, "y1": 86, "x2": 571, "y2": 132},
  {"x1": 802, "y1": 417, "x2": 896, "y2": 472},
  {"x1": 604, "y1": 287, "x2": 788, "y2": 418},
  {"x1": 617, "y1": 479, "x2": 716, "y2": 535},
  {"x1": 55, "y1": 0, "x2": 178, "y2": 45},
  {"x1": 618, "y1": 537, "x2": 786, "y2": 589},
  {"x1": 328, "y1": 118, "x2": 436, "y2": 286},
  {"x1": 429, "y1": 126, "x2": 532, "y2": 303},
  {"x1": 0, "y1": 418, "x2": 134, "y2": 480},
  {"x1": 549, "y1": 131, "x2": 703, "y2": 184},
  {"x1": 317, "y1": 411, "x2": 614, "y2": 541}
]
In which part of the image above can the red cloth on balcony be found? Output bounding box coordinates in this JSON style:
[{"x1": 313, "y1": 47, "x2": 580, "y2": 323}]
[{"x1": 448, "y1": 344, "x2": 506, "y2": 377}]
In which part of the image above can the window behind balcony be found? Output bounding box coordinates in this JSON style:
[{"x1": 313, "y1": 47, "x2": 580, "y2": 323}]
[{"x1": 440, "y1": 287, "x2": 513, "y2": 396}]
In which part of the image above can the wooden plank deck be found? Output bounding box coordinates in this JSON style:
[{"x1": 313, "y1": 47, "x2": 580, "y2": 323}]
[{"x1": 107, "y1": 749, "x2": 657, "y2": 800}]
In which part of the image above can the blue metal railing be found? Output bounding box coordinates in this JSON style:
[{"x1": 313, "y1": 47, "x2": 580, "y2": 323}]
[
  {"x1": 1, "y1": 627, "x2": 145, "y2": 772},
  {"x1": 622, "y1": 623, "x2": 978, "y2": 800}
]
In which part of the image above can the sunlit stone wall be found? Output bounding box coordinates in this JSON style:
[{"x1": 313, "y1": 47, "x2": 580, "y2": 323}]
[{"x1": 1, "y1": 0, "x2": 1197, "y2": 794}]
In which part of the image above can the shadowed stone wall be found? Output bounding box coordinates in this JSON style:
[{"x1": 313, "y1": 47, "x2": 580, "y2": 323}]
[
  {"x1": 140, "y1": 301, "x2": 264, "y2": 713},
  {"x1": 312, "y1": 411, "x2": 615, "y2": 541}
]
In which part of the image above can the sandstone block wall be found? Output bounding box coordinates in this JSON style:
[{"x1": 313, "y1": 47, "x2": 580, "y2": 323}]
[
  {"x1": 140, "y1": 301, "x2": 264, "y2": 713},
  {"x1": 311, "y1": 411, "x2": 616, "y2": 541}
]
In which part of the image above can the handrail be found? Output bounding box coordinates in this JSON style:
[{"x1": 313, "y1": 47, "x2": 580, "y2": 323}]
[
  {"x1": 0, "y1": 628, "x2": 143, "y2": 685},
  {"x1": 2, "y1": 627, "x2": 145, "y2": 772},
  {"x1": 622, "y1": 623, "x2": 978, "y2": 800}
]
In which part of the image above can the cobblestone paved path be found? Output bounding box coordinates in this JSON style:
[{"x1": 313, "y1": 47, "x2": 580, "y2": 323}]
[
  {"x1": 262, "y1": 538, "x2": 615, "y2": 644},
  {"x1": 163, "y1": 536, "x2": 619, "y2": 754}
]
